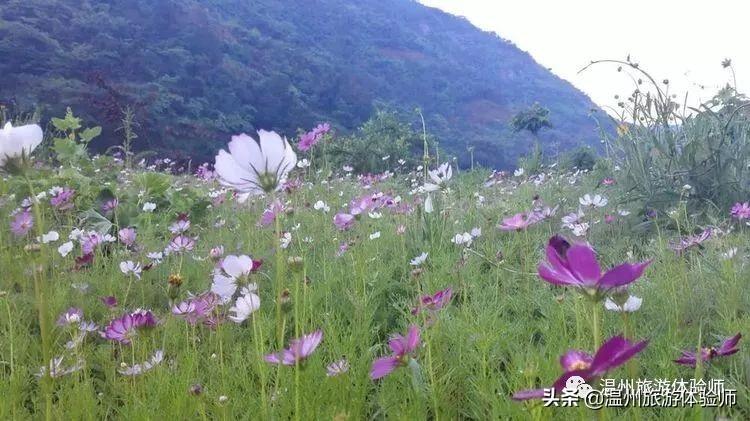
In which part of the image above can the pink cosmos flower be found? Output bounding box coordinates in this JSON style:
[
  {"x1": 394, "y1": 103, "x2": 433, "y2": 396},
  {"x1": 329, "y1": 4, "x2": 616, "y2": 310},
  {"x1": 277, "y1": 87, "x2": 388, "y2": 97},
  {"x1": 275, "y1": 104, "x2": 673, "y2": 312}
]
[
  {"x1": 166, "y1": 235, "x2": 195, "y2": 254},
  {"x1": 101, "y1": 198, "x2": 119, "y2": 214},
  {"x1": 172, "y1": 292, "x2": 220, "y2": 326},
  {"x1": 538, "y1": 235, "x2": 651, "y2": 298},
  {"x1": 258, "y1": 199, "x2": 286, "y2": 226},
  {"x1": 513, "y1": 335, "x2": 648, "y2": 400},
  {"x1": 80, "y1": 232, "x2": 102, "y2": 255},
  {"x1": 326, "y1": 359, "x2": 350, "y2": 377},
  {"x1": 101, "y1": 296, "x2": 118, "y2": 308},
  {"x1": 370, "y1": 325, "x2": 421, "y2": 380},
  {"x1": 730, "y1": 202, "x2": 750, "y2": 220},
  {"x1": 56, "y1": 307, "x2": 83, "y2": 326},
  {"x1": 333, "y1": 213, "x2": 355, "y2": 231},
  {"x1": 298, "y1": 123, "x2": 331, "y2": 151},
  {"x1": 264, "y1": 330, "x2": 323, "y2": 365},
  {"x1": 674, "y1": 333, "x2": 741, "y2": 367},
  {"x1": 10, "y1": 209, "x2": 33, "y2": 237},
  {"x1": 668, "y1": 229, "x2": 712, "y2": 254},
  {"x1": 101, "y1": 310, "x2": 158, "y2": 345},
  {"x1": 602, "y1": 177, "x2": 616, "y2": 186},
  {"x1": 118, "y1": 227, "x2": 137, "y2": 247},
  {"x1": 498, "y1": 213, "x2": 537, "y2": 231}
]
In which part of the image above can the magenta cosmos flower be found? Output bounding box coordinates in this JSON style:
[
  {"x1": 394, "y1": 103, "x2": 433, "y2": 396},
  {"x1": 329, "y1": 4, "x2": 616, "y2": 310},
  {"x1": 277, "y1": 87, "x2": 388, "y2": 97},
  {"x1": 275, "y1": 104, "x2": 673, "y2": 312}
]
[
  {"x1": 264, "y1": 330, "x2": 323, "y2": 365},
  {"x1": 412, "y1": 288, "x2": 453, "y2": 315},
  {"x1": 513, "y1": 335, "x2": 649, "y2": 400},
  {"x1": 730, "y1": 202, "x2": 750, "y2": 220},
  {"x1": 538, "y1": 235, "x2": 651, "y2": 299},
  {"x1": 172, "y1": 292, "x2": 220, "y2": 326},
  {"x1": 49, "y1": 187, "x2": 75, "y2": 210},
  {"x1": 118, "y1": 227, "x2": 137, "y2": 247},
  {"x1": 10, "y1": 209, "x2": 33, "y2": 237},
  {"x1": 298, "y1": 123, "x2": 331, "y2": 151},
  {"x1": 101, "y1": 310, "x2": 158, "y2": 345},
  {"x1": 370, "y1": 325, "x2": 421, "y2": 380},
  {"x1": 674, "y1": 333, "x2": 741, "y2": 367}
]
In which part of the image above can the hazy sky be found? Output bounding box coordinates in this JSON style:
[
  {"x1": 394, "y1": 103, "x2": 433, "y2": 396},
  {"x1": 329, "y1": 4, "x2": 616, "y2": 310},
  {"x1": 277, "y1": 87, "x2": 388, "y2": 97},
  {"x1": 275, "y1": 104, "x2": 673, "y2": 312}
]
[{"x1": 419, "y1": 0, "x2": 748, "y2": 113}]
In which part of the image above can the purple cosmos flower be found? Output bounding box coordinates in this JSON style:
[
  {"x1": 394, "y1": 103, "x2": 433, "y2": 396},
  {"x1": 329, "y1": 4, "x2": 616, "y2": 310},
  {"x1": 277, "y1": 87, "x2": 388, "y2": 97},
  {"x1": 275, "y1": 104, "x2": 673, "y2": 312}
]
[
  {"x1": 412, "y1": 288, "x2": 453, "y2": 315},
  {"x1": 370, "y1": 325, "x2": 421, "y2": 380},
  {"x1": 513, "y1": 335, "x2": 649, "y2": 400},
  {"x1": 101, "y1": 310, "x2": 158, "y2": 345},
  {"x1": 49, "y1": 187, "x2": 75, "y2": 210},
  {"x1": 101, "y1": 296, "x2": 118, "y2": 308},
  {"x1": 538, "y1": 235, "x2": 651, "y2": 298},
  {"x1": 264, "y1": 330, "x2": 323, "y2": 365},
  {"x1": 333, "y1": 213, "x2": 355, "y2": 231},
  {"x1": 674, "y1": 333, "x2": 741, "y2": 367},
  {"x1": 730, "y1": 202, "x2": 750, "y2": 220},
  {"x1": 118, "y1": 227, "x2": 137, "y2": 247},
  {"x1": 10, "y1": 209, "x2": 33, "y2": 237},
  {"x1": 80, "y1": 232, "x2": 102, "y2": 255},
  {"x1": 195, "y1": 163, "x2": 216, "y2": 181},
  {"x1": 169, "y1": 218, "x2": 191, "y2": 234}
]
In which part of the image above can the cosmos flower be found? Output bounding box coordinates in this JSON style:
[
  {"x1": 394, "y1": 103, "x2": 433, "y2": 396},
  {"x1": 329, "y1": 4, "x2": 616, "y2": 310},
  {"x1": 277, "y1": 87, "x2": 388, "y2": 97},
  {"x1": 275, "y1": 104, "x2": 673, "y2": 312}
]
[
  {"x1": 101, "y1": 198, "x2": 119, "y2": 214},
  {"x1": 101, "y1": 310, "x2": 158, "y2": 345},
  {"x1": 49, "y1": 187, "x2": 75, "y2": 210},
  {"x1": 513, "y1": 335, "x2": 649, "y2": 400},
  {"x1": 412, "y1": 287, "x2": 453, "y2": 315},
  {"x1": 0, "y1": 122, "x2": 43, "y2": 167},
  {"x1": 298, "y1": 123, "x2": 331, "y2": 151},
  {"x1": 424, "y1": 162, "x2": 453, "y2": 192},
  {"x1": 56, "y1": 307, "x2": 83, "y2": 326},
  {"x1": 172, "y1": 292, "x2": 219, "y2": 325},
  {"x1": 326, "y1": 359, "x2": 350, "y2": 377},
  {"x1": 227, "y1": 287, "x2": 261, "y2": 323},
  {"x1": 604, "y1": 295, "x2": 643, "y2": 312},
  {"x1": 37, "y1": 356, "x2": 84, "y2": 379},
  {"x1": 333, "y1": 213, "x2": 355, "y2": 231},
  {"x1": 118, "y1": 227, "x2": 137, "y2": 247},
  {"x1": 730, "y1": 202, "x2": 750, "y2": 220},
  {"x1": 57, "y1": 241, "x2": 74, "y2": 257},
  {"x1": 118, "y1": 349, "x2": 164, "y2": 376},
  {"x1": 602, "y1": 177, "x2": 616, "y2": 186},
  {"x1": 537, "y1": 235, "x2": 651, "y2": 299},
  {"x1": 40, "y1": 230, "x2": 60, "y2": 244},
  {"x1": 119, "y1": 261, "x2": 142, "y2": 279},
  {"x1": 10, "y1": 209, "x2": 33, "y2": 237},
  {"x1": 674, "y1": 333, "x2": 741, "y2": 367},
  {"x1": 313, "y1": 200, "x2": 330, "y2": 213},
  {"x1": 579, "y1": 194, "x2": 608, "y2": 208},
  {"x1": 264, "y1": 330, "x2": 323, "y2": 365},
  {"x1": 451, "y1": 232, "x2": 473, "y2": 246},
  {"x1": 410, "y1": 252, "x2": 428, "y2": 266},
  {"x1": 211, "y1": 255, "x2": 259, "y2": 302},
  {"x1": 142, "y1": 202, "x2": 156, "y2": 212},
  {"x1": 258, "y1": 199, "x2": 286, "y2": 226},
  {"x1": 214, "y1": 130, "x2": 298, "y2": 196},
  {"x1": 668, "y1": 229, "x2": 712, "y2": 254},
  {"x1": 370, "y1": 325, "x2": 421, "y2": 380},
  {"x1": 498, "y1": 213, "x2": 537, "y2": 231},
  {"x1": 166, "y1": 235, "x2": 195, "y2": 254}
]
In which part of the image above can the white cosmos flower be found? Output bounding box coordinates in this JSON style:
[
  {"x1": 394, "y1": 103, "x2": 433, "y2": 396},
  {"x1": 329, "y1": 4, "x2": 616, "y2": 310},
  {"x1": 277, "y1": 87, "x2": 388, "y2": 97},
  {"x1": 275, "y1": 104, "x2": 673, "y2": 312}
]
[
  {"x1": 313, "y1": 200, "x2": 330, "y2": 213},
  {"x1": 513, "y1": 168, "x2": 524, "y2": 177},
  {"x1": 369, "y1": 231, "x2": 381, "y2": 240},
  {"x1": 579, "y1": 194, "x2": 608, "y2": 208},
  {"x1": 228, "y1": 288, "x2": 261, "y2": 323},
  {"x1": 424, "y1": 194, "x2": 434, "y2": 214},
  {"x1": 451, "y1": 232, "x2": 473, "y2": 246},
  {"x1": 570, "y1": 222, "x2": 590, "y2": 237},
  {"x1": 142, "y1": 202, "x2": 156, "y2": 212},
  {"x1": 280, "y1": 232, "x2": 292, "y2": 249},
  {"x1": 119, "y1": 261, "x2": 142, "y2": 279},
  {"x1": 40, "y1": 231, "x2": 60, "y2": 244},
  {"x1": 368, "y1": 211, "x2": 382, "y2": 219},
  {"x1": 424, "y1": 162, "x2": 452, "y2": 191},
  {"x1": 410, "y1": 252, "x2": 428, "y2": 266},
  {"x1": 58, "y1": 241, "x2": 74, "y2": 257},
  {"x1": 214, "y1": 130, "x2": 297, "y2": 196},
  {"x1": 604, "y1": 295, "x2": 642, "y2": 312},
  {"x1": 0, "y1": 122, "x2": 44, "y2": 166}
]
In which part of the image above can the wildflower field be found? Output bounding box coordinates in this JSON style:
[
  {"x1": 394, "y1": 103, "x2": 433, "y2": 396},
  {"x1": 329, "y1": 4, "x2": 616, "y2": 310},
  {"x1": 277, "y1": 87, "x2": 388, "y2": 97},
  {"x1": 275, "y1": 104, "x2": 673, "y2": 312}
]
[{"x1": 1, "y1": 111, "x2": 749, "y2": 420}]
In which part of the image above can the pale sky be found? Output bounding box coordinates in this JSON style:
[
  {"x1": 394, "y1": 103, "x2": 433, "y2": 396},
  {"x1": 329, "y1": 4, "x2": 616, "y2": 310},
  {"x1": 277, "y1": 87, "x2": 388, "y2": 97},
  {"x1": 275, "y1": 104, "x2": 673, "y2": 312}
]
[{"x1": 419, "y1": 0, "x2": 748, "y2": 114}]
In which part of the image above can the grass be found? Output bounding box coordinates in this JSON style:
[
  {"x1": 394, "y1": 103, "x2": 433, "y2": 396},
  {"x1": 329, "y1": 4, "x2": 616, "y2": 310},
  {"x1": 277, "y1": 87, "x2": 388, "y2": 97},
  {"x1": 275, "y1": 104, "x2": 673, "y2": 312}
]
[{"x1": 0, "y1": 160, "x2": 748, "y2": 420}]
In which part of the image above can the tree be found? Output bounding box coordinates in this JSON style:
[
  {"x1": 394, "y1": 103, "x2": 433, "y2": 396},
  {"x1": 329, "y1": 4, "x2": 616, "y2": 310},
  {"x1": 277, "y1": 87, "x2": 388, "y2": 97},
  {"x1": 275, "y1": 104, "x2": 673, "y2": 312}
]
[{"x1": 510, "y1": 103, "x2": 552, "y2": 137}]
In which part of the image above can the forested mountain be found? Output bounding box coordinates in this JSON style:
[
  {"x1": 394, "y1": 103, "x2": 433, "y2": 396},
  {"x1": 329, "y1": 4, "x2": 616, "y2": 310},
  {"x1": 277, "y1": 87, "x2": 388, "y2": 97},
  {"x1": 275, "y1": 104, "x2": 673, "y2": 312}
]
[{"x1": 0, "y1": 0, "x2": 612, "y2": 167}]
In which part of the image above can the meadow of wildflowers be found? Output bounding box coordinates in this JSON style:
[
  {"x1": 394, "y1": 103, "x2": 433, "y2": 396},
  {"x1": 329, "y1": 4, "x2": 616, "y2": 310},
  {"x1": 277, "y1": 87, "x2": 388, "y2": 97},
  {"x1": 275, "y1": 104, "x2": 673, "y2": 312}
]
[{"x1": 0, "y1": 118, "x2": 749, "y2": 420}]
